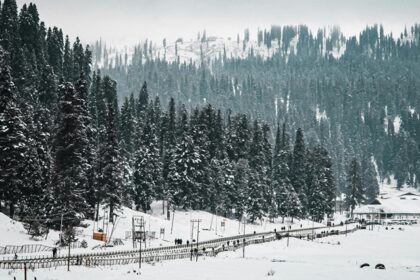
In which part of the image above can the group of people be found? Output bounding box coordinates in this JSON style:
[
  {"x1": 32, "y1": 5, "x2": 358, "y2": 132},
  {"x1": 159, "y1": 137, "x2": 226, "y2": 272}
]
[{"x1": 174, "y1": 238, "x2": 184, "y2": 245}]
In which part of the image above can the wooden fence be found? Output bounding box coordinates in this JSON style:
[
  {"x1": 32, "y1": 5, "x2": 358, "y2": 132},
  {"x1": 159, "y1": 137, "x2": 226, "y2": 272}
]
[{"x1": 0, "y1": 224, "x2": 358, "y2": 270}]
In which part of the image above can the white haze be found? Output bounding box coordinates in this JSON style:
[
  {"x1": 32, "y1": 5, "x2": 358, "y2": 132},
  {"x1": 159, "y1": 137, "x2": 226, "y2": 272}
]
[{"x1": 16, "y1": 0, "x2": 420, "y2": 45}]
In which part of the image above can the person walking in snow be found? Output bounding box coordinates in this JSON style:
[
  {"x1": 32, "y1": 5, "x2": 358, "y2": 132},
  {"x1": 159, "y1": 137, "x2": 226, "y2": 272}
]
[{"x1": 52, "y1": 247, "x2": 57, "y2": 258}]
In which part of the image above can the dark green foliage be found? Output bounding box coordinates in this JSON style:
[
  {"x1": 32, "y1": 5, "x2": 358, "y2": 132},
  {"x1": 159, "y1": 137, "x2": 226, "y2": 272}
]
[
  {"x1": 306, "y1": 146, "x2": 336, "y2": 221},
  {"x1": 291, "y1": 128, "x2": 307, "y2": 214},
  {"x1": 345, "y1": 158, "x2": 365, "y2": 217},
  {"x1": 51, "y1": 83, "x2": 89, "y2": 227},
  {"x1": 361, "y1": 154, "x2": 379, "y2": 202},
  {"x1": 272, "y1": 124, "x2": 302, "y2": 220},
  {"x1": 100, "y1": 102, "x2": 123, "y2": 222},
  {"x1": 0, "y1": 50, "x2": 27, "y2": 217},
  {"x1": 133, "y1": 114, "x2": 162, "y2": 211}
]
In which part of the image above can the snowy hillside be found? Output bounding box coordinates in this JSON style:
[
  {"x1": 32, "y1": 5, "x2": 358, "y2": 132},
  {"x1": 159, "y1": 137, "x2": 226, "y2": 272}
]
[
  {"x1": 93, "y1": 37, "x2": 282, "y2": 68},
  {"x1": 92, "y1": 26, "x2": 348, "y2": 68}
]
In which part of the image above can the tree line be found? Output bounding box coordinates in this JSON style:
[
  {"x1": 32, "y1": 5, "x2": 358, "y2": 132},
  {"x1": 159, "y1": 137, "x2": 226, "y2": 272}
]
[
  {"x1": 97, "y1": 23, "x2": 420, "y2": 194},
  {"x1": 0, "y1": 0, "x2": 382, "y2": 232}
]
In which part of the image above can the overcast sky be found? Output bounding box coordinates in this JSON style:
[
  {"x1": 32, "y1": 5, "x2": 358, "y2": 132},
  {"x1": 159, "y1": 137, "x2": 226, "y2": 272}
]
[{"x1": 16, "y1": 0, "x2": 420, "y2": 46}]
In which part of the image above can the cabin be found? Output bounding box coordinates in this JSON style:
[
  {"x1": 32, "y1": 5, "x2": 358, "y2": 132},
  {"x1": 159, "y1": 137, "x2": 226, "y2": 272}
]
[{"x1": 354, "y1": 192, "x2": 420, "y2": 221}]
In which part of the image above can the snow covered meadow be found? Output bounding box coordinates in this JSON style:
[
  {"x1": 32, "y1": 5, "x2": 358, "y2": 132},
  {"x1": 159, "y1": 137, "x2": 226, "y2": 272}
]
[
  {"x1": 1, "y1": 223, "x2": 419, "y2": 280},
  {"x1": 0, "y1": 201, "x2": 326, "y2": 256}
]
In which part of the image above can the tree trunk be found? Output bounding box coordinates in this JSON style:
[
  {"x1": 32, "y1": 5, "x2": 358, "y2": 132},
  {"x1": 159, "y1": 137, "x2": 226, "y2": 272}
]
[
  {"x1": 9, "y1": 202, "x2": 15, "y2": 218},
  {"x1": 166, "y1": 201, "x2": 171, "y2": 220},
  {"x1": 109, "y1": 202, "x2": 114, "y2": 223},
  {"x1": 95, "y1": 202, "x2": 99, "y2": 222}
]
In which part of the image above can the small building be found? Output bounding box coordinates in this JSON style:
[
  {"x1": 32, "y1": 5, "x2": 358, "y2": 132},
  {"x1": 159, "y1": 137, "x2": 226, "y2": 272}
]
[{"x1": 354, "y1": 193, "x2": 420, "y2": 221}]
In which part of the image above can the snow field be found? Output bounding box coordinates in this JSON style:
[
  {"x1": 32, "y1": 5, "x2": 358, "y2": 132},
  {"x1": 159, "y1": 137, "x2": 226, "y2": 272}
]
[
  {"x1": 0, "y1": 201, "x2": 326, "y2": 256},
  {"x1": 1, "y1": 224, "x2": 419, "y2": 280}
]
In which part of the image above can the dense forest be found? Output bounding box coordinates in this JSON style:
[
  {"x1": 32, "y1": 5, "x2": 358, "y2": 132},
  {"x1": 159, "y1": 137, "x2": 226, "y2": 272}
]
[
  {"x1": 97, "y1": 24, "x2": 420, "y2": 194},
  {"x1": 0, "y1": 0, "x2": 417, "y2": 232}
]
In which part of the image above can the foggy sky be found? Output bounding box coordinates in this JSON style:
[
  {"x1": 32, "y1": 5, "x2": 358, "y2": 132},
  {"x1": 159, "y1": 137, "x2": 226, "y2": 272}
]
[{"x1": 16, "y1": 0, "x2": 420, "y2": 45}]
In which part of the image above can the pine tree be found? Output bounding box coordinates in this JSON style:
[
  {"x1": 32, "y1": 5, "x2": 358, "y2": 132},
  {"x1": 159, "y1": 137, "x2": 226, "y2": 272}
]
[
  {"x1": 167, "y1": 105, "x2": 201, "y2": 209},
  {"x1": 361, "y1": 154, "x2": 379, "y2": 202},
  {"x1": 19, "y1": 106, "x2": 44, "y2": 219},
  {"x1": 38, "y1": 65, "x2": 57, "y2": 111},
  {"x1": 261, "y1": 123, "x2": 273, "y2": 218},
  {"x1": 62, "y1": 35, "x2": 72, "y2": 82},
  {"x1": 137, "y1": 81, "x2": 148, "y2": 115},
  {"x1": 247, "y1": 120, "x2": 267, "y2": 222},
  {"x1": 345, "y1": 158, "x2": 365, "y2": 217},
  {"x1": 232, "y1": 158, "x2": 249, "y2": 220},
  {"x1": 0, "y1": 51, "x2": 28, "y2": 217},
  {"x1": 192, "y1": 107, "x2": 211, "y2": 209},
  {"x1": 75, "y1": 73, "x2": 96, "y2": 217},
  {"x1": 290, "y1": 128, "x2": 308, "y2": 215},
  {"x1": 219, "y1": 157, "x2": 235, "y2": 215},
  {"x1": 133, "y1": 119, "x2": 162, "y2": 212},
  {"x1": 46, "y1": 27, "x2": 64, "y2": 77},
  {"x1": 21, "y1": 104, "x2": 52, "y2": 219},
  {"x1": 102, "y1": 75, "x2": 119, "y2": 127},
  {"x1": 272, "y1": 123, "x2": 302, "y2": 222},
  {"x1": 120, "y1": 96, "x2": 135, "y2": 154},
  {"x1": 393, "y1": 139, "x2": 409, "y2": 190},
  {"x1": 51, "y1": 82, "x2": 89, "y2": 227},
  {"x1": 0, "y1": 0, "x2": 19, "y2": 78},
  {"x1": 101, "y1": 102, "x2": 123, "y2": 222},
  {"x1": 162, "y1": 97, "x2": 176, "y2": 217},
  {"x1": 306, "y1": 147, "x2": 335, "y2": 222}
]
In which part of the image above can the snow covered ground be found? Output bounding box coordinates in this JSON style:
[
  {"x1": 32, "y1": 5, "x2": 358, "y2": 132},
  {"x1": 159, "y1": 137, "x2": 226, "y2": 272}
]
[
  {"x1": 1, "y1": 224, "x2": 419, "y2": 280},
  {"x1": 96, "y1": 29, "x2": 347, "y2": 68},
  {"x1": 0, "y1": 202, "x2": 328, "y2": 256},
  {"x1": 2, "y1": 177, "x2": 419, "y2": 279}
]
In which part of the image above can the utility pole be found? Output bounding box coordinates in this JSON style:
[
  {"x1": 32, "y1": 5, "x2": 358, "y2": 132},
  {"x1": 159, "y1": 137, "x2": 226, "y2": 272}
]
[
  {"x1": 196, "y1": 220, "x2": 200, "y2": 262},
  {"x1": 170, "y1": 208, "x2": 175, "y2": 234},
  {"x1": 138, "y1": 217, "x2": 145, "y2": 269},
  {"x1": 215, "y1": 209, "x2": 218, "y2": 236},
  {"x1": 312, "y1": 220, "x2": 314, "y2": 241},
  {"x1": 60, "y1": 213, "x2": 64, "y2": 247},
  {"x1": 242, "y1": 216, "x2": 246, "y2": 258},
  {"x1": 190, "y1": 220, "x2": 194, "y2": 261},
  {"x1": 139, "y1": 230, "x2": 142, "y2": 269},
  {"x1": 24, "y1": 262, "x2": 27, "y2": 280},
  {"x1": 67, "y1": 240, "x2": 70, "y2": 272},
  {"x1": 190, "y1": 219, "x2": 202, "y2": 262}
]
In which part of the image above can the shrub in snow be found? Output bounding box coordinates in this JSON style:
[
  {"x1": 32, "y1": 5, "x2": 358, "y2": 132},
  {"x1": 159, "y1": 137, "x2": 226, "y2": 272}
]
[{"x1": 266, "y1": 269, "x2": 275, "y2": 276}]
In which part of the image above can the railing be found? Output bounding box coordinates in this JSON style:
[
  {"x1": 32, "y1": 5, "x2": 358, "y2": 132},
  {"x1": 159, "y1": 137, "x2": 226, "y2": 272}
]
[
  {"x1": 0, "y1": 223, "x2": 358, "y2": 270},
  {"x1": 0, "y1": 244, "x2": 54, "y2": 255}
]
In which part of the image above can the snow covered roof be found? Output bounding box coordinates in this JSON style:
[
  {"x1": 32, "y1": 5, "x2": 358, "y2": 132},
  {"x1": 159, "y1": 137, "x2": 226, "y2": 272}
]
[
  {"x1": 354, "y1": 197, "x2": 420, "y2": 214},
  {"x1": 399, "y1": 192, "x2": 419, "y2": 197}
]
